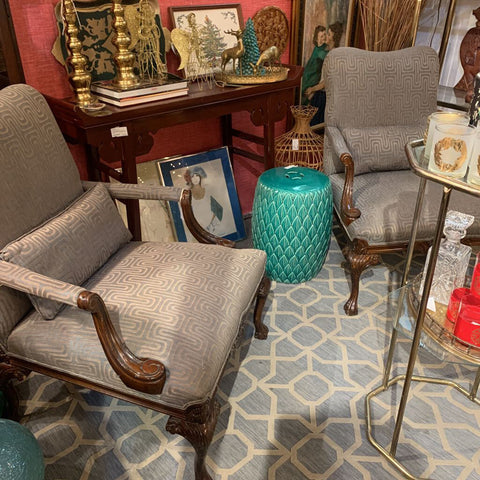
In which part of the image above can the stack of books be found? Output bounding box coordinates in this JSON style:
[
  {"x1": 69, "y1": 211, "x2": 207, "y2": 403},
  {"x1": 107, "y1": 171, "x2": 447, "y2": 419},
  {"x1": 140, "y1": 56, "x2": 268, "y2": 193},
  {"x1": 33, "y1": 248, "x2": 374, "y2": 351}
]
[{"x1": 91, "y1": 73, "x2": 188, "y2": 107}]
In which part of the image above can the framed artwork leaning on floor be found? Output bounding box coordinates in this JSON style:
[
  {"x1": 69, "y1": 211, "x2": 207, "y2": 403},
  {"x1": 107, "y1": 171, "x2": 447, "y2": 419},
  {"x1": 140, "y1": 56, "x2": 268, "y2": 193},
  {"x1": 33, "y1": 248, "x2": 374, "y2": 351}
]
[{"x1": 156, "y1": 147, "x2": 246, "y2": 242}]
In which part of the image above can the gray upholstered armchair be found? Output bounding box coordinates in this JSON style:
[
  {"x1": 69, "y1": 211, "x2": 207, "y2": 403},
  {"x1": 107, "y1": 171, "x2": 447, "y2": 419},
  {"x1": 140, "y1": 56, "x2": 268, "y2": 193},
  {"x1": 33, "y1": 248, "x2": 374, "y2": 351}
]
[
  {"x1": 323, "y1": 46, "x2": 480, "y2": 315},
  {"x1": 0, "y1": 84, "x2": 270, "y2": 480}
]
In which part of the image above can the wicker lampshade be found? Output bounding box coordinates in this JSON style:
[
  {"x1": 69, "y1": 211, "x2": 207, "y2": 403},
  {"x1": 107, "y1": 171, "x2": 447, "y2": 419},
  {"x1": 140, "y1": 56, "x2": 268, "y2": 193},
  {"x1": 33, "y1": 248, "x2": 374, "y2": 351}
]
[{"x1": 275, "y1": 105, "x2": 324, "y2": 170}]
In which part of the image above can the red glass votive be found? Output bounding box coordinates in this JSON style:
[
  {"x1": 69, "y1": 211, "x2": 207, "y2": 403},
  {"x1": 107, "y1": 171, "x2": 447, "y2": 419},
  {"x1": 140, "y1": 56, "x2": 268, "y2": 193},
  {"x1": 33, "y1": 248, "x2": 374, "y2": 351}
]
[
  {"x1": 454, "y1": 295, "x2": 480, "y2": 346},
  {"x1": 445, "y1": 287, "x2": 470, "y2": 332},
  {"x1": 471, "y1": 252, "x2": 480, "y2": 299}
]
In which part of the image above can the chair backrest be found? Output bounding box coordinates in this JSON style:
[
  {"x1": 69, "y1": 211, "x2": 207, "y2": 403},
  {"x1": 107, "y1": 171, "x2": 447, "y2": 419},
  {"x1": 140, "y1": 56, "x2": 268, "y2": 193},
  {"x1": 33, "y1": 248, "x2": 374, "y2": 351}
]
[
  {"x1": 323, "y1": 46, "x2": 439, "y2": 174},
  {"x1": 0, "y1": 84, "x2": 84, "y2": 348}
]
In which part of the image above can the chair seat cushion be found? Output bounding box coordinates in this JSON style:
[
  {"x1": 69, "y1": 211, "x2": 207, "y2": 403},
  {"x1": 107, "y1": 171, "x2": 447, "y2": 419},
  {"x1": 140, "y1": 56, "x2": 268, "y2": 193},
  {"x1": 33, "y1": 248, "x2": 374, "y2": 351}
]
[
  {"x1": 7, "y1": 242, "x2": 266, "y2": 411},
  {"x1": 330, "y1": 170, "x2": 480, "y2": 245},
  {"x1": 341, "y1": 125, "x2": 425, "y2": 175}
]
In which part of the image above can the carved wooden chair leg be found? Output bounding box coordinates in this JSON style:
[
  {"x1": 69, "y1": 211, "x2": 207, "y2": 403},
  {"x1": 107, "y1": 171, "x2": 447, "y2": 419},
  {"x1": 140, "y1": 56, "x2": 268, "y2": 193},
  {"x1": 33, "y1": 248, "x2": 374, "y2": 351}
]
[
  {"x1": 0, "y1": 358, "x2": 26, "y2": 421},
  {"x1": 343, "y1": 240, "x2": 381, "y2": 316},
  {"x1": 166, "y1": 399, "x2": 220, "y2": 480},
  {"x1": 253, "y1": 275, "x2": 271, "y2": 340}
]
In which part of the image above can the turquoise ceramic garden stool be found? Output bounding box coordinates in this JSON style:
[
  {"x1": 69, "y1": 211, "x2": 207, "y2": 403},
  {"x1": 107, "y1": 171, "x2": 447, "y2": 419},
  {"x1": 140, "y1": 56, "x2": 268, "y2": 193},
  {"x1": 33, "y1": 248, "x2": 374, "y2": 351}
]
[
  {"x1": 252, "y1": 166, "x2": 332, "y2": 283},
  {"x1": 0, "y1": 419, "x2": 44, "y2": 479}
]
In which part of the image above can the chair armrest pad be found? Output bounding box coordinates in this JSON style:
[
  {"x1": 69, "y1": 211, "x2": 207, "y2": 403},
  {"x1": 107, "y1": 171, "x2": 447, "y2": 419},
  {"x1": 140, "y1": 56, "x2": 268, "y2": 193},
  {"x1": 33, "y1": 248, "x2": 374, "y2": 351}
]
[
  {"x1": 0, "y1": 261, "x2": 83, "y2": 307},
  {"x1": 82, "y1": 180, "x2": 183, "y2": 202}
]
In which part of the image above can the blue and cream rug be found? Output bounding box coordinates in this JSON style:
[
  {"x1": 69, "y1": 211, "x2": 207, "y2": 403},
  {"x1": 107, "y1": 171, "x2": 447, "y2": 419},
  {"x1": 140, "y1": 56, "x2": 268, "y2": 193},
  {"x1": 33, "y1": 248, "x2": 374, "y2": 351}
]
[{"x1": 14, "y1": 224, "x2": 480, "y2": 479}]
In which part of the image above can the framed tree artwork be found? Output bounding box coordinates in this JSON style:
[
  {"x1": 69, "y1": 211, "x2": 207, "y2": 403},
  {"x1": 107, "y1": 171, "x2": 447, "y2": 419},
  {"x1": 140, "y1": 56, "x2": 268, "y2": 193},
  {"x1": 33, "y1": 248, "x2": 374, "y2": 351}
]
[{"x1": 169, "y1": 4, "x2": 244, "y2": 78}]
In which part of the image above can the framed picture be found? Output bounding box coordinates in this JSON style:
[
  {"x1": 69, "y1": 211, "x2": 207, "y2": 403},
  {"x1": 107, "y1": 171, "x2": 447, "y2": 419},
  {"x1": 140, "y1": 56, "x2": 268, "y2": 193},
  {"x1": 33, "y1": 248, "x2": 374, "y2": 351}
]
[
  {"x1": 52, "y1": 0, "x2": 167, "y2": 82},
  {"x1": 156, "y1": 147, "x2": 246, "y2": 242},
  {"x1": 290, "y1": 0, "x2": 356, "y2": 129},
  {"x1": 169, "y1": 4, "x2": 244, "y2": 78}
]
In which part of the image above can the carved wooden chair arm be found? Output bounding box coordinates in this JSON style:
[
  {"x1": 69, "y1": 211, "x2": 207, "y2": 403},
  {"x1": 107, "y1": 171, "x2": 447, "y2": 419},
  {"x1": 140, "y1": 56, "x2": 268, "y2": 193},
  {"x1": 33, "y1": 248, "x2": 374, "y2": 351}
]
[
  {"x1": 180, "y1": 190, "x2": 235, "y2": 247},
  {"x1": 325, "y1": 126, "x2": 361, "y2": 226},
  {"x1": 0, "y1": 261, "x2": 166, "y2": 394},
  {"x1": 82, "y1": 181, "x2": 235, "y2": 247}
]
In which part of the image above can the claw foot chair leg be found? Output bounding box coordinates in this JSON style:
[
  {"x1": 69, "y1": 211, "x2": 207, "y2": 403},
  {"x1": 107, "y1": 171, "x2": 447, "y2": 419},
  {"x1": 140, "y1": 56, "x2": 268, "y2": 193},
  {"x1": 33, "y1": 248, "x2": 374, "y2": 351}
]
[
  {"x1": 166, "y1": 399, "x2": 220, "y2": 480},
  {"x1": 343, "y1": 240, "x2": 381, "y2": 316},
  {"x1": 253, "y1": 275, "x2": 271, "y2": 339}
]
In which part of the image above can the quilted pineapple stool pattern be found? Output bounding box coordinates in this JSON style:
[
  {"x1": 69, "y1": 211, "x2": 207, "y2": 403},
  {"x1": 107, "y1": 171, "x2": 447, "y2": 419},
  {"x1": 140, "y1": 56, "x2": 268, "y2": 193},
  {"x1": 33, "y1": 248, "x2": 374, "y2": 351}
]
[{"x1": 252, "y1": 166, "x2": 332, "y2": 283}]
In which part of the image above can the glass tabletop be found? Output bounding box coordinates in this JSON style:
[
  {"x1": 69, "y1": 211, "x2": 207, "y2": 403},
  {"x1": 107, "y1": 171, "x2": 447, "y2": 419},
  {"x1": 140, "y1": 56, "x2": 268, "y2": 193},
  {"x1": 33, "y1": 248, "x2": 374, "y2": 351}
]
[
  {"x1": 384, "y1": 276, "x2": 480, "y2": 367},
  {"x1": 406, "y1": 140, "x2": 480, "y2": 197}
]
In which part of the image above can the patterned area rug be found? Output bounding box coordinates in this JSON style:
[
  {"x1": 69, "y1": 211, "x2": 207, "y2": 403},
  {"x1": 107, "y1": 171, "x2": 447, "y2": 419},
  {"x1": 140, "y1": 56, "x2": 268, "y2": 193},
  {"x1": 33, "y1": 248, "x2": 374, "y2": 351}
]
[{"x1": 14, "y1": 224, "x2": 480, "y2": 479}]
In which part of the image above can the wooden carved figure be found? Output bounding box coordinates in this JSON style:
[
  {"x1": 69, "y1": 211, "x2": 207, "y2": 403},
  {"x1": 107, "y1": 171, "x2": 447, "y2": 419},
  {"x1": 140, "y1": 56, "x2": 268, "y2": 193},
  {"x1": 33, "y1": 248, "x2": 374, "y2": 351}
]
[{"x1": 455, "y1": 6, "x2": 480, "y2": 101}]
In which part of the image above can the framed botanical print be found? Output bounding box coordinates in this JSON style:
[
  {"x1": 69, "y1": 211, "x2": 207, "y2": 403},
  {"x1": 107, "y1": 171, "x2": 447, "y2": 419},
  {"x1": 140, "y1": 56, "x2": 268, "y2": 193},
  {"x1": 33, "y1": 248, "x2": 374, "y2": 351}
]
[{"x1": 156, "y1": 147, "x2": 246, "y2": 242}]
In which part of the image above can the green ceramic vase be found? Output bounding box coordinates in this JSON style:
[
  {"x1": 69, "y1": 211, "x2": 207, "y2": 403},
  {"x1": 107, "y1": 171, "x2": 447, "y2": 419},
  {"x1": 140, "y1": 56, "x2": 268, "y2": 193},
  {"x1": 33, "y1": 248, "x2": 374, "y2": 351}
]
[{"x1": 252, "y1": 166, "x2": 332, "y2": 283}]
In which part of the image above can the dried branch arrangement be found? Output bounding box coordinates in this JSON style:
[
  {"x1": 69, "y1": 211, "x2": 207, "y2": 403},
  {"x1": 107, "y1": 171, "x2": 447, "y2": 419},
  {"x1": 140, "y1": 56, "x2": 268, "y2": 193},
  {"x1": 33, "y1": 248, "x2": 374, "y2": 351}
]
[{"x1": 358, "y1": 0, "x2": 423, "y2": 51}]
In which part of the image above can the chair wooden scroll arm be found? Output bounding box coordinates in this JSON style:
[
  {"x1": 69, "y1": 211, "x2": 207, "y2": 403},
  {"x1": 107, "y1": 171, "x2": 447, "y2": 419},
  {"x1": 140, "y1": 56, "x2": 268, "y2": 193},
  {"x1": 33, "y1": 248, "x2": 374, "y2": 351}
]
[
  {"x1": 0, "y1": 261, "x2": 166, "y2": 395},
  {"x1": 82, "y1": 181, "x2": 235, "y2": 247},
  {"x1": 325, "y1": 126, "x2": 361, "y2": 226}
]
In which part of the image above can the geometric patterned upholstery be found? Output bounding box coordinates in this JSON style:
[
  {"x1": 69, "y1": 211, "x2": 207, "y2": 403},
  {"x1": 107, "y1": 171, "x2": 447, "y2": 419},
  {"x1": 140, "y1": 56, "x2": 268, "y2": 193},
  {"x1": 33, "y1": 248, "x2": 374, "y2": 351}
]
[
  {"x1": 7, "y1": 241, "x2": 266, "y2": 410},
  {"x1": 0, "y1": 84, "x2": 84, "y2": 349},
  {"x1": 341, "y1": 125, "x2": 425, "y2": 175},
  {"x1": 323, "y1": 46, "x2": 439, "y2": 177},
  {"x1": 1, "y1": 183, "x2": 132, "y2": 319},
  {"x1": 321, "y1": 46, "x2": 473, "y2": 246},
  {"x1": 330, "y1": 170, "x2": 480, "y2": 245}
]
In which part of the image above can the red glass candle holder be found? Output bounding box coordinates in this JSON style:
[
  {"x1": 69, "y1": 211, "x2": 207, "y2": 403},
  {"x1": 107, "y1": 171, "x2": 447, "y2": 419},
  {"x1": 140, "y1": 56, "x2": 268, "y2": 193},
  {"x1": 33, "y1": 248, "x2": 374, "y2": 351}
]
[
  {"x1": 471, "y1": 252, "x2": 480, "y2": 299},
  {"x1": 454, "y1": 294, "x2": 480, "y2": 346},
  {"x1": 445, "y1": 287, "x2": 470, "y2": 332}
]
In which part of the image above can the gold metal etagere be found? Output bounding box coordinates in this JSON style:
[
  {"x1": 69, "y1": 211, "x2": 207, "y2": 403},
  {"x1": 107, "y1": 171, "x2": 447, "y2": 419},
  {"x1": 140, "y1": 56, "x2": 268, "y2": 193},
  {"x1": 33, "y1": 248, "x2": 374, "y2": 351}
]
[{"x1": 365, "y1": 139, "x2": 480, "y2": 480}]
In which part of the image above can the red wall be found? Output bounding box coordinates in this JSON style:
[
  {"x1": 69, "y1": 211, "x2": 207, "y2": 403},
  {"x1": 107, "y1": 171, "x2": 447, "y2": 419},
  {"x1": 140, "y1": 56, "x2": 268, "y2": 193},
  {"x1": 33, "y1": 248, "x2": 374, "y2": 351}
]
[{"x1": 8, "y1": 0, "x2": 295, "y2": 212}]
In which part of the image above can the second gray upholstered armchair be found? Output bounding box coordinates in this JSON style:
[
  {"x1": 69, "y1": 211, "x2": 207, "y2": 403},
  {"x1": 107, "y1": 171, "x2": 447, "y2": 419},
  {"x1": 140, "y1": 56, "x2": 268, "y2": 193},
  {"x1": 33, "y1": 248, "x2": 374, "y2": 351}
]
[{"x1": 323, "y1": 46, "x2": 480, "y2": 315}]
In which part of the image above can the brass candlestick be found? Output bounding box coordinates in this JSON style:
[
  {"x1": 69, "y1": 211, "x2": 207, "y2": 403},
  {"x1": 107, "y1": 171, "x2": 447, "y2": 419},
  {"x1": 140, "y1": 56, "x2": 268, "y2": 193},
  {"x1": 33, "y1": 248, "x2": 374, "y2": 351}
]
[
  {"x1": 62, "y1": 0, "x2": 97, "y2": 107},
  {"x1": 111, "y1": 0, "x2": 139, "y2": 89}
]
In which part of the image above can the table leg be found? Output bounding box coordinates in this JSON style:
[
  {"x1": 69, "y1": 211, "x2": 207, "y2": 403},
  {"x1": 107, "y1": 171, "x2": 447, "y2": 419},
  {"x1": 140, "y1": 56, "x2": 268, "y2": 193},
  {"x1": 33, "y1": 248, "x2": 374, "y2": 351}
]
[
  {"x1": 118, "y1": 135, "x2": 142, "y2": 241},
  {"x1": 390, "y1": 185, "x2": 452, "y2": 455},
  {"x1": 263, "y1": 121, "x2": 275, "y2": 170},
  {"x1": 383, "y1": 177, "x2": 427, "y2": 388},
  {"x1": 221, "y1": 114, "x2": 233, "y2": 159}
]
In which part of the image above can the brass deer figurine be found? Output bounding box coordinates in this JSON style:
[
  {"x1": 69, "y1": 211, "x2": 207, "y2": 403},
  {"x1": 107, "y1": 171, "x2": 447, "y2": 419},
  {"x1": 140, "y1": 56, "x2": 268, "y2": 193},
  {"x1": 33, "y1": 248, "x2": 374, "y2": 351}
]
[{"x1": 221, "y1": 29, "x2": 245, "y2": 74}]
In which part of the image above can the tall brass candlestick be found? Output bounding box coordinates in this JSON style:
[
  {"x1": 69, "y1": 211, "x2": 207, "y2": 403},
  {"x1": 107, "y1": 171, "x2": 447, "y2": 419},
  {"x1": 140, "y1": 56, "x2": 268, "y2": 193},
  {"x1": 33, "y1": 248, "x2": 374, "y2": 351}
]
[
  {"x1": 111, "y1": 0, "x2": 139, "y2": 89},
  {"x1": 62, "y1": 0, "x2": 96, "y2": 107}
]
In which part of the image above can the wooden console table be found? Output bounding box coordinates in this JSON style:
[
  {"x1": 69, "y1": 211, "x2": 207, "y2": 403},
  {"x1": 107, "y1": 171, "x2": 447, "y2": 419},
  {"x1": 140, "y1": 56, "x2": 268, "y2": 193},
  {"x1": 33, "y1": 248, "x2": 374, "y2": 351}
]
[{"x1": 46, "y1": 65, "x2": 302, "y2": 240}]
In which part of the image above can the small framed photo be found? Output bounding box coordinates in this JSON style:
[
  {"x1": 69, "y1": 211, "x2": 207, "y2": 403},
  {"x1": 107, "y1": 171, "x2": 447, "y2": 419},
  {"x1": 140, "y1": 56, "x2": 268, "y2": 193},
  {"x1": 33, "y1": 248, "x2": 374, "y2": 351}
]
[
  {"x1": 169, "y1": 4, "x2": 244, "y2": 77},
  {"x1": 156, "y1": 147, "x2": 246, "y2": 242}
]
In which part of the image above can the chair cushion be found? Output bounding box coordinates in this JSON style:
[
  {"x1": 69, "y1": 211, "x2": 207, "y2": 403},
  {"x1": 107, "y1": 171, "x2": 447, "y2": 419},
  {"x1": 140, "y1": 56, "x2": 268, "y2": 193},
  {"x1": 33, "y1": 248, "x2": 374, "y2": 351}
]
[
  {"x1": 341, "y1": 125, "x2": 425, "y2": 175},
  {"x1": 330, "y1": 170, "x2": 480, "y2": 245},
  {"x1": 0, "y1": 183, "x2": 132, "y2": 319},
  {"x1": 6, "y1": 242, "x2": 266, "y2": 410}
]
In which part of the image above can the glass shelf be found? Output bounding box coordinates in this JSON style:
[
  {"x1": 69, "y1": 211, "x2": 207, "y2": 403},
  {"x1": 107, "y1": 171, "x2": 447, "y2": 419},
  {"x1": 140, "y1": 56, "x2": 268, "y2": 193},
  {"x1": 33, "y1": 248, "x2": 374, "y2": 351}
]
[
  {"x1": 406, "y1": 139, "x2": 480, "y2": 198},
  {"x1": 385, "y1": 276, "x2": 480, "y2": 367}
]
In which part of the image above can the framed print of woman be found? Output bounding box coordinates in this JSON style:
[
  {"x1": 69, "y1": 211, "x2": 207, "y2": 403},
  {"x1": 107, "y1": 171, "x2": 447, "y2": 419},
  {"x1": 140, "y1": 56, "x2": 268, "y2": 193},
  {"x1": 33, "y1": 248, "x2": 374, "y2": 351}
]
[{"x1": 295, "y1": 0, "x2": 354, "y2": 128}]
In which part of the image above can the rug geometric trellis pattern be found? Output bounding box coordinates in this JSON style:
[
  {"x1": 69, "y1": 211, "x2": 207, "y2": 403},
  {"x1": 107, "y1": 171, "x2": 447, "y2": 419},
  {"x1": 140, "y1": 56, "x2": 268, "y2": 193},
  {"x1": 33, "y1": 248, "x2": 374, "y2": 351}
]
[{"x1": 14, "y1": 223, "x2": 480, "y2": 479}]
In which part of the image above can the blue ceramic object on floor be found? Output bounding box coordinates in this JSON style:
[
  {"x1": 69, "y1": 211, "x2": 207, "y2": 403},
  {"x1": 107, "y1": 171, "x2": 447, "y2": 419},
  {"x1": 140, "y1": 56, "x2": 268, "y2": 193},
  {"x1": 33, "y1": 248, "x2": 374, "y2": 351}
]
[
  {"x1": 0, "y1": 419, "x2": 44, "y2": 480},
  {"x1": 252, "y1": 166, "x2": 332, "y2": 283}
]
